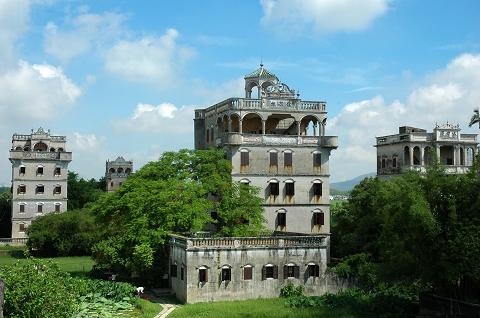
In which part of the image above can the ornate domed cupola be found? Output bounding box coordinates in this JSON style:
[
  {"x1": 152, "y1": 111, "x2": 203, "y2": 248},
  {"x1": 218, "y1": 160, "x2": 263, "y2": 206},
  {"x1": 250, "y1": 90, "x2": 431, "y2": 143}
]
[{"x1": 244, "y1": 64, "x2": 280, "y2": 99}]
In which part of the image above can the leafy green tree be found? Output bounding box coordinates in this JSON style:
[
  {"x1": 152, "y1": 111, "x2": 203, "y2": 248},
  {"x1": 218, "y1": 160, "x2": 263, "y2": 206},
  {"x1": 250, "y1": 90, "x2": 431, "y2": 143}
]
[
  {"x1": 68, "y1": 171, "x2": 105, "y2": 209},
  {"x1": 92, "y1": 149, "x2": 266, "y2": 279},
  {"x1": 0, "y1": 190, "x2": 12, "y2": 237}
]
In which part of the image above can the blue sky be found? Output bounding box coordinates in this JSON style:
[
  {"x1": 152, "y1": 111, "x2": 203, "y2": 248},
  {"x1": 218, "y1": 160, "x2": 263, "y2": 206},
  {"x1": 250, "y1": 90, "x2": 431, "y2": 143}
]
[{"x1": 0, "y1": 0, "x2": 479, "y2": 185}]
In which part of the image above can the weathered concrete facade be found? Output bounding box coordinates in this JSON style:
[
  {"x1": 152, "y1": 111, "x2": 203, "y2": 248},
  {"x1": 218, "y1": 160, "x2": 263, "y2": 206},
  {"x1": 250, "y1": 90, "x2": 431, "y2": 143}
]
[
  {"x1": 9, "y1": 128, "x2": 72, "y2": 238},
  {"x1": 376, "y1": 124, "x2": 478, "y2": 178},
  {"x1": 194, "y1": 65, "x2": 338, "y2": 235},
  {"x1": 105, "y1": 157, "x2": 133, "y2": 192},
  {"x1": 169, "y1": 233, "x2": 348, "y2": 303}
]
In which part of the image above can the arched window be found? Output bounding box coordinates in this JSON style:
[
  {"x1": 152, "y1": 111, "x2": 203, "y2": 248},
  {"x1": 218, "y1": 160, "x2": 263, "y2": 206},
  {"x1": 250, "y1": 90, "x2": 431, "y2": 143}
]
[
  {"x1": 221, "y1": 265, "x2": 232, "y2": 282},
  {"x1": 198, "y1": 266, "x2": 208, "y2": 283},
  {"x1": 36, "y1": 165, "x2": 44, "y2": 176},
  {"x1": 117, "y1": 167, "x2": 124, "y2": 173},
  {"x1": 53, "y1": 185, "x2": 61, "y2": 194},
  {"x1": 276, "y1": 208, "x2": 286, "y2": 229},
  {"x1": 283, "y1": 263, "x2": 299, "y2": 279},
  {"x1": 284, "y1": 179, "x2": 295, "y2": 198},
  {"x1": 262, "y1": 264, "x2": 278, "y2": 280},
  {"x1": 50, "y1": 147, "x2": 56, "y2": 152},
  {"x1": 33, "y1": 142, "x2": 48, "y2": 152},
  {"x1": 57, "y1": 148, "x2": 64, "y2": 152},
  {"x1": 404, "y1": 146, "x2": 410, "y2": 166},
  {"x1": 125, "y1": 168, "x2": 132, "y2": 174},
  {"x1": 312, "y1": 209, "x2": 324, "y2": 226},
  {"x1": 109, "y1": 168, "x2": 115, "y2": 173},
  {"x1": 15, "y1": 146, "x2": 22, "y2": 151},
  {"x1": 268, "y1": 179, "x2": 279, "y2": 197},
  {"x1": 307, "y1": 262, "x2": 320, "y2": 278},
  {"x1": 243, "y1": 265, "x2": 253, "y2": 280},
  {"x1": 17, "y1": 185, "x2": 26, "y2": 194},
  {"x1": 55, "y1": 203, "x2": 61, "y2": 212},
  {"x1": 35, "y1": 185, "x2": 44, "y2": 194},
  {"x1": 37, "y1": 203, "x2": 43, "y2": 213}
]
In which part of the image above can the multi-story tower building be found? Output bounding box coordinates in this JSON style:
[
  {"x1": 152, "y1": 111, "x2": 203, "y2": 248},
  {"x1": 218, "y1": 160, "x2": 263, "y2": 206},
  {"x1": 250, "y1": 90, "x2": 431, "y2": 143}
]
[
  {"x1": 194, "y1": 65, "x2": 338, "y2": 234},
  {"x1": 9, "y1": 128, "x2": 72, "y2": 238},
  {"x1": 376, "y1": 124, "x2": 478, "y2": 178},
  {"x1": 105, "y1": 157, "x2": 133, "y2": 192}
]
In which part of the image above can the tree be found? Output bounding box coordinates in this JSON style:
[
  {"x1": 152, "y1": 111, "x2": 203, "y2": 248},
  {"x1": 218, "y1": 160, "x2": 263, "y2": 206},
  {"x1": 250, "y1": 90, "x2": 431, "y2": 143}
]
[
  {"x1": 91, "y1": 149, "x2": 266, "y2": 280},
  {"x1": 68, "y1": 172, "x2": 105, "y2": 209},
  {"x1": 0, "y1": 190, "x2": 12, "y2": 237}
]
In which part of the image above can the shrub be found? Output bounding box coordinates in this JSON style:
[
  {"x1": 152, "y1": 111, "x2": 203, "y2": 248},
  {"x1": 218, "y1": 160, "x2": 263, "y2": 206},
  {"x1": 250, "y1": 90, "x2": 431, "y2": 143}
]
[
  {"x1": 27, "y1": 209, "x2": 101, "y2": 256},
  {"x1": 280, "y1": 282, "x2": 304, "y2": 298},
  {"x1": 72, "y1": 277, "x2": 135, "y2": 302},
  {"x1": 0, "y1": 259, "x2": 79, "y2": 318}
]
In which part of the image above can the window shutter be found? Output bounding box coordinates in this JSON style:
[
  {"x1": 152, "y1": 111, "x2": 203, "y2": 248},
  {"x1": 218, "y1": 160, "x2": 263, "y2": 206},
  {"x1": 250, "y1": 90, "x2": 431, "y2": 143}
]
[
  {"x1": 244, "y1": 266, "x2": 252, "y2": 280},
  {"x1": 273, "y1": 265, "x2": 278, "y2": 279},
  {"x1": 262, "y1": 266, "x2": 266, "y2": 280},
  {"x1": 315, "y1": 265, "x2": 320, "y2": 277},
  {"x1": 270, "y1": 152, "x2": 278, "y2": 166},
  {"x1": 284, "y1": 152, "x2": 292, "y2": 166},
  {"x1": 319, "y1": 213, "x2": 324, "y2": 225},
  {"x1": 314, "y1": 153, "x2": 321, "y2": 167},
  {"x1": 283, "y1": 265, "x2": 288, "y2": 279},
  {"x1": 294, "y1": 266, "x2": 300, "y2": 279},
  {"x1": 241, "y1": 152, "x2": 249, "y2": 166}
]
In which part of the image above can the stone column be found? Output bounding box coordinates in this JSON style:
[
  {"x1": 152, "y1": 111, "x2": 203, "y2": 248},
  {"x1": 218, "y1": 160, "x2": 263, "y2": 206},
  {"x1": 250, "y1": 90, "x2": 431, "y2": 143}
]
[
  {"x1": 313, "y1": 124, "x2": 317, "y2": 137},
  {"x1": 409, "y1": 146, "x2": 414, "y2": 167},
  {"x1": 239, "y1": 120, "x2": 243, "y2": 134},
  {"x1": 421, "y1": 147, "x2": 425, "y2": 166},
  {"x1": 453, "y1": 146, "x2": 458, "y2": 166},
  {"x1": 296, "y1": 121, "x2": 301, "y2": 136},
  {"x1": 227, "y1": 118, "x2": 232, "y2": 133},
  {"x1": 436, "y1": 146, "x2": 441, "y2": 162},
  {"x1": 262, "y1": 120, "x2": 266, "y2": 135}
]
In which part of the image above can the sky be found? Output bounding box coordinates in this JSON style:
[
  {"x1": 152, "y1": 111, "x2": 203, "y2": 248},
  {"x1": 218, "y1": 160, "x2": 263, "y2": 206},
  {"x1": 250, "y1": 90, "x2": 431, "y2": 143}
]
[{"x1": 0, "y1": 0, "x2": 479, "y2": 185}]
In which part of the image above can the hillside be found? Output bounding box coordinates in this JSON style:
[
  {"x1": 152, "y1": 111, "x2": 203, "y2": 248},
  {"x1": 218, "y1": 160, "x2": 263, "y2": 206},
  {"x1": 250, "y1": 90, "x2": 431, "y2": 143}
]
[{"x1": 331, "y1": 172, "x2": 376, "y2": 192}]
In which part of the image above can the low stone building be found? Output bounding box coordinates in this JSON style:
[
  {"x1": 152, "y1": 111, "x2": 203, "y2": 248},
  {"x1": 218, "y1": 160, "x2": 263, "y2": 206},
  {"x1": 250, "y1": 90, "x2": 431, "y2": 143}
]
[
  {"x1": 169, "y1": 233, "x2": 348, "y2": 303},
  {"x1": 376, "y1": 123, "x2": 478, "y2": 178},
  {"x1": 105, "y1": 157, "x2": 133, "y2": 192}
]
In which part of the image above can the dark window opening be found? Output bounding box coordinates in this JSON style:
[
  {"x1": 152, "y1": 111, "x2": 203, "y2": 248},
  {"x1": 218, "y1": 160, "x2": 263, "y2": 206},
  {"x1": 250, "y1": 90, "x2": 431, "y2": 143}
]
[
  {"x1": 284, "y1": 265, "x2": 299, "y2": 279},
  {"x1": 19, "y1": 167, "x2": 25, "y2": 175},
  {"x1": 37, "y1": 167, "x2": 43, "y2": 175},
  {"x1": 313, "y1": 153, "x2": 321, "y2": 167},
  {"x1": 240, "y1": 151, "x2": 249, "y2": 166},
  {"x1": 313, "y1": 212, "x2": 324, "y2": 226},
  {"x1": 285, "y1": 183, "x2": 295, "y2": 196},
  {"x1": 277, "y1": 213, "x2": 286, "y2": 227},
  {"x1": 36, "y1": 186, "x2": 44, "y2": 194},
  {"x1": 19, "y1": 224, "x2": 26, "y2": 232},
  {"x1": 55, "y1": 204, "x2": 60, "y2": 212},
  {"x1": 18, "y1": 185, "x2": 26, "y2": 194},
  {"x1": 181, "y1": 267, "x2": 184, "y2": 281},
  {"x1": 308, "y1": 264, "x2": 320, "y2": 277},
  {"x1": 210, "y1": 210, "x2": 218, "y2": 220},
  {"x1": 37, "y1": 205, "x2": 43, "y2": 213},
  {"x1": 447, "y1": 158, "x2": 453, "y2": 165},
  {"x1": 19, "y1": 204, "x2": 25, "y2": 213},
  {"x1": 381, "y1": 158, "x2": 386, "y2": 168},
  {"x1": 263, "y1": 265, "x2": 277, "y2": 280},
  {"x1": 270, "y1": 182, "x2": 279, "y2": 196},
  {"x1": 55, "y1": 167, "x2": 61, "y2": 176},
  {"x1": 199, "y1": 268, "x2": 207, "y2": 283},
  {"x1": 244, "y1": 266, "x2": 252, "y2": 280},
  {"x1": 170, "y1": 264, "x2": 177, "y2": 278},
  {"x1": 269, "y1": 152, "x2": 278, "y2": 167},
  {"x1": 221, "y1": 268, "x2": 231, "y2": 282},
  {"x1": 54, "y1": 186, "x2": 61, "y2": 194},
  {"x1": 284, "y1": 152, "x2": 292, "y2": 167},
  {"x1": 393, "y1": 157, "x2": 397, "y2": 168},
  {"x1": 313, "y1": 183, "x2": 322, "y2": 196}
]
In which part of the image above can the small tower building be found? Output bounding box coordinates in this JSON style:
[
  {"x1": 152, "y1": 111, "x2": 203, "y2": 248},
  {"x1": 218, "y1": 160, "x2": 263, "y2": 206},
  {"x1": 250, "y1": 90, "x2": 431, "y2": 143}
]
[
  {"x1": 9, "y1": 128, "x2": 72, "y2": 239},
  {"x1": 105, "y1": 157, "x2": 133, "y2": 192}
]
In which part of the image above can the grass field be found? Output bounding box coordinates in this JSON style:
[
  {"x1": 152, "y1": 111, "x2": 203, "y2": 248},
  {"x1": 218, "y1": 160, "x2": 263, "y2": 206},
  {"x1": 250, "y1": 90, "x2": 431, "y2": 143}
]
[
  {"x1": 169, "y1": 298, "x2": 355, "y2": 318},
  {"x1": 0, "y1": 246, "x2": 94, "y2": 275}
]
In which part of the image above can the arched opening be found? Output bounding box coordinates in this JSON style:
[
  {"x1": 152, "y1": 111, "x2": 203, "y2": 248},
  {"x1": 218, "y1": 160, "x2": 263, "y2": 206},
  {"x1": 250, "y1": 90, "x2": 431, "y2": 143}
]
[
  {"x1": 15, "y1": 146, "x2": 22, "y2": 151},
  {"x1": 466, "y1": 148, "x2": 474, "y2": 166},
  {"x1": 109, "y1": 168, "x2": 115, "y2": 173},
  {"x1": 125, "y1": 168, "x2": 132, "y2": 174},
  {"x1": 440, "y1": 145, "x2": 454, "y2": 165},
  {"x1": 242, "y1": 113, "x2": 262, "y2": 134},
  {"x1": 33, "y1": 142, "x2": 48, "y2": 151},
  {"x1": 57, "y1": 148, "x2": 64, "y2": 152},
  {"x1": 404, "y1": 146, "x2": 411, "y2": 166},
  {"x1": 222, "y1": 114, "x2": 229, "y2": 133},
  {"x1": 460, "y1": 148, "x2": 465, "y2": 166},
  {"x1": 216, "y1": 117, "x2": 222, "y2": 139},
  {"x1": 300, "y1": 115, "x2": 320, "y2": 136},
  {"x1": 246, "y1": 82, "x2": 259, "y2": 99},
  {"x1": 117, "y1": 167, "x2": 124, "y2": 173},
  {"x1": 424, "y1": 146, "x2": 433, "y2": 165},
  {"x1": 230, "y1": 114, "x2": 240, "y2": 133},
  {"x1": 50, "y1": 147, "x2": 56, "y2": 152},
  {"x1": 265, "y1": 114, "x2": 296, "y2": 135},
  {"x1": 413, "y1": 146, "x2": 421, "y2": 165}
]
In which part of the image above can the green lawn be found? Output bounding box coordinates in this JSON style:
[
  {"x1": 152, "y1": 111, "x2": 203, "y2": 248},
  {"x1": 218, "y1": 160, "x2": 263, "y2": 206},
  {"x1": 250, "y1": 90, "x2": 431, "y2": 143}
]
[
  {"x1": 169, "y1": 298, "x2": 355, "y2": 318},
  {"x1": 132, "y1": 298, "x2": 163, "y2": 318},
  {"x1": 0, "y1": 246, "x2": 94, "y2": 275}
]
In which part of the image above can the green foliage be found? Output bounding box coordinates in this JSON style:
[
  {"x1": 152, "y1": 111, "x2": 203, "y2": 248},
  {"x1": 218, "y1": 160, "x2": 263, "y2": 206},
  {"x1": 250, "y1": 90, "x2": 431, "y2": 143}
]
[
  {"x1": 280, "y1": 282, "x2": 304, "y2": 298},
  {"x1": 331, "y1": 253, "x2": 378, "y2": 290},
  {"x1": 92, "y1": 149, "x2": 266, "y2": 281},
  {"x1": 0, "y1": 190, "x2": 11, "y2": 237},
  {"x1": 0, "y1": 258, "x2": 79, "y2": 318},
  {"x1": 27, "y1": 208, "x2": 101, "y2": 256},
  {"x1": 72, "y1": 277, "x2": 135, "y2": 302},
  {"x1": 68, "y1": 171, "x2": 106, "y2": 210},
  {"x1": 75, "y1": 293, "x2": 134, "y2": 318}
]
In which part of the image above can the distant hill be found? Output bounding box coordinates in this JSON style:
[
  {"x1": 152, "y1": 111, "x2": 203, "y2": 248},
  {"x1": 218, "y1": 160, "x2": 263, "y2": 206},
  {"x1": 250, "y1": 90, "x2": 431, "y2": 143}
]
[
  {"x1": 331, "y1": 172, "x2": 376, "y2": 192},
  {"x1": 0, "y1": 187, "x2": 9, "y2": 193}
]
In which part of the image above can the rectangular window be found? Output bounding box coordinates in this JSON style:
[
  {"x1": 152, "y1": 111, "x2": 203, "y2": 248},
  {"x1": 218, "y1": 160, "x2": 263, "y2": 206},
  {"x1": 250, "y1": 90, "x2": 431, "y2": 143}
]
[
  {"x1": 393, "y1": 157, "x2": 397, "y2": 168},
  {"x1": 263, "y1": 265, "x2": 277, "y2": 280},
  {"x1": 19, "y1": 224, "x2": 26, "y2": 232},
  {"x1": 240, "y1": 151, "x2": 249, "y2": 166},
  {"x1": 199, "y1": 268, "x2": 207, "y2": 283},
  {"x1": 181, "y1": 267, "x2": 184, "y2": 281},
  {"x1": 277, "y1": 213, "x2": 286, "y2": 227},
  {"x1": 285, "y1": 183, "x2": 295, "y2": 196},
  {"x1": 19, "y1": 167, "x2": 25, "y2": 175},
  {"x1": 270, "y1": 183, "x2": 279, "y2": 196},
  {"x1": 313, "y1": 153, "x2": 321, "y2": 167},
  {"x1": 37, "y1": 205, "x2": 43, "y2": 213},
  {"x1": 37, "y1": 167, "x2": 43, "y2": 176},
  {"x1": 221, "y1": 268, "x2": 231, "y2": 282},
  {"x1": 36, "y1": 186, "x2": 44, "y2": 194},
  {"x1": 269, "y1": 152, "x2": 278, "y2": 167},
  {"x1": 313, "y1": 212, "x2": 324, "y2": 226},
  {"x1": 54, "y1": 167, "x2": 61, "y2": 176},
  {"x1": 308, "y1": 264, "x2": 320, "y2": 277},
  {"x1": 284, "y1": 152, "x2": 292, "y2": 167},
  {"x1": 55, "y1": 204, "x2": 60, "y2": 212},
  {"x1": 54, "y1": 186, "x2": 61, "y2": 194},
  {"x1": 170, "y1": 264, "x2": 177, "y2": 278},
  {"x1": 284, "y1": 265, "x2": 299, "y2": 279},
  {"x1": 18, "y1": 185, "x2": 26, "y2": 194},
  {"x1": 19, "y1": 204, "x2": 25, "y2": 213},
  {"x1": 244, "y1": 266, "x2": 252, "y2": 280},
  {"x1": 313, "y1": 183, "x2": 322, "y2": 196}
]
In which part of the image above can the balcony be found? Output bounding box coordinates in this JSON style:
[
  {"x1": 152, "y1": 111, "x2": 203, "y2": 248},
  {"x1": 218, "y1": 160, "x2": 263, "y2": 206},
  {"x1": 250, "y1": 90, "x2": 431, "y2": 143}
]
[
  {"x1": 9, "y1": 150, "x2": 72, "y2": 161},
  {"x1": 207, "y1": 98, "x2": 326, "y2": 115},
  {"x1": 217, "y1": 133, "x2": 338, "y2": 148}
]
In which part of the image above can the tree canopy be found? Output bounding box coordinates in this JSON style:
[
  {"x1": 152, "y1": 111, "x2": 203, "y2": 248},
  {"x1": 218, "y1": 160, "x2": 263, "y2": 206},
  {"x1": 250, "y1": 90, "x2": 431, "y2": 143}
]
[
  {"x1": 91, "y1": 149, "x2": 265, "y2": 279},
  {"x1": 68, "y1": 171, "x2": 106, "y2": 209}
]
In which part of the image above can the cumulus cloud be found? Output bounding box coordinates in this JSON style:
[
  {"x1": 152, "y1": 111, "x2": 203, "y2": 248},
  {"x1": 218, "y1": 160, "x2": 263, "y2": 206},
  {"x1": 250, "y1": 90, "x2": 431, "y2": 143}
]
[
  {"x1": 329, "y1": 53, "x2": 480, "y2": 182},
  {"x1": 0, "y1": 0, "x2": 30, "y2": 64},
  {"x1": 114, "y1": 102, "x2": 195, "y2": 134},
  {"x1": 71, "y1": 132, "x2": 104, "y2": 152},
  {"x1": 193, "y1": 77, "x2": 245, "y2": 104},
  {"x1": 104, "y1": 29, "x2": 195, "y2": 86},
  {"x1": 260, "y1": 0, "x2": 388, "y2": 36},
  {"x1": 0, "y1": 60, "x2": 81, "y2": 121},
  {"x1": 44, "y1": 11, "x2": 126, "y2": 62}
]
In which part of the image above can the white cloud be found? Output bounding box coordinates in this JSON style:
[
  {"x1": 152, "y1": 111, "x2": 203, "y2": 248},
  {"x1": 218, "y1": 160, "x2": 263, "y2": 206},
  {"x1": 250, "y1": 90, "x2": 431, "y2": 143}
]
[
  {"x1": 0, "y1": 0, "x2": 30, "y2": 64},
  {"x1": 104, "y1": 29, "x2": 195, "y2": 86},
  {"x1": 114, "y1": 102, "x2": 195, "y2": 134},
  {"x1": 71, "y1": 132, "x2": 103, "y2": 152},
  {"x1": 329, "y1": 53, "x2": 480, "y2": 182},
  {"x1": 260, "y1": 0, "x2": 388, "y2": 36},
  {"x1": 0, "y1": 60, "x2": 81, "y2": 121},
  {"x1": 193, "y1": 77, "x2": 245, "y2": 105},
  {"x1": 44, "y1": 11, "x2": 126, "y2": 62}
]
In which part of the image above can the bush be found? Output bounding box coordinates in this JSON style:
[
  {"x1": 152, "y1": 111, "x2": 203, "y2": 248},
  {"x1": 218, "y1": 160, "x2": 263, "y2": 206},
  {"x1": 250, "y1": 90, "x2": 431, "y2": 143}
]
[
  {"x1": 72, "y1": 277, "x2": 135, "y2": 302},
  {"x1": 0, "y1": 259, "x2": 79, "y2": 318},
  {"x1": 27, "y1": 209, "x2": 101, "y2": 256},
  {"x1": 280, "y1": 282, "x2": 304, "y2": 298}
]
